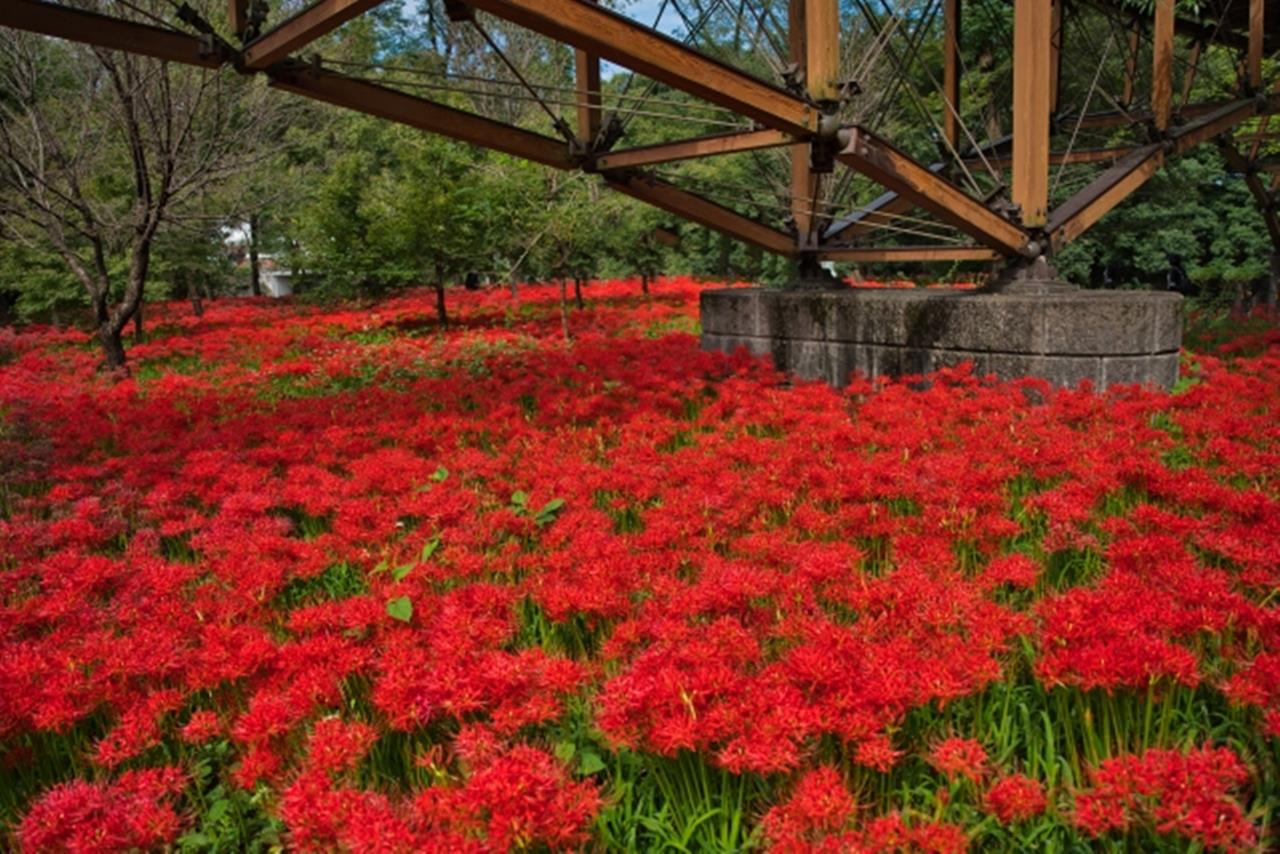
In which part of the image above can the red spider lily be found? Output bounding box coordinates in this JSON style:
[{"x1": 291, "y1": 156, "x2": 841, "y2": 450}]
[
  {"x1": 983, "y1": 772, "x2": 1048, "y2": 823},
  {"x1": 1072, "y1": 745, "x2": 1256, "y2": 851}
]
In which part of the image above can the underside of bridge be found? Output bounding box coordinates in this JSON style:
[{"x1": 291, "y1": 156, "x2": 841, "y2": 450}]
[{"x1": 1, "y1": 0, "x2": 1277, "y2": 387}]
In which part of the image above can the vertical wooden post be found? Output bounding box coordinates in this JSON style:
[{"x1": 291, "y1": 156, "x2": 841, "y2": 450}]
[
  {"x1": 806, "y1": 0, "x2": 839, "y2": 103},
  {"x1": 1179, "y1": 39, "x2": 1202, "y2": 108},
  {"x1": 1152, "y1": 0, "x2": 1174, "y2": 132},
  {"x1": 1122, "y1": 19, "x2": 1140, "y2": 107},
  {"x1": 790, "y1": 0, "x2": 838, "y2": 248},
  {"x1": 1049, "y1": 0, "x2": 1062, "y2": 115},
  {"x1": 575, "y1": 0, "x2": 601, "y2": 145},
  {"x1": 789, "y1": 0, "x2": 813, "y2": 243},
  {"x1": 1248, "y1": 0, "x2": 1264, "y2": 91},
  {"x1": 228, "y1": 0, "x2": 247, "y2": 37},
  {"x1": 942, "y1": 0, "x2": 961, "y2": 151},
  {"x1": 1012, "y1": 0, "x2": 1052, "y2": 228}
]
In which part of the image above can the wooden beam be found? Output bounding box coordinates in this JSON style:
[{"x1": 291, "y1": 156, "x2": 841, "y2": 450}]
[
  {"x1": 268, "y1": 68, "x2": 574, "y2": 168},
  {"x1": 229, "y1": 0, "x2": 248, "y2": 37},
  {"x1": 806, "y1": 0, "x2": 839, "y2": 104},
  {"x1": 1078, "y1": 97, "x2": 1276, "y2": 130},
  {"x1": 465, "y1": 0, "x2": 818, "y2": 135},
  {"x1": 1122, "y1": 18, "x2": 1140, "y2": 107},
  {"x1": 1047, "y1": 144, "x2": 1164, "y2": 249},
  {"x1": 1249, "y1": 116, "x2": 1272, "y2": 161},
  {"x1": 1236, "y1": 130, "x2": 1280, "y2": 143},
  {"x1": 1152, "y1": 0, "x2": 1174, "y2": 131},
  {"x1": 575, "y1": 0, "x2": 602, "y2": 145},
  {"x1": 1220, "y1": 141, "x2": 1280, "y2": 247},
  {"x1": 1179, "y1": 39, "x2": 1202, "y2": 108},
  {"x1": 1170, "y1": 98, "x2": 1257, "y2": 154},
  {"x1": 818, "y1": 245, "x2": 1000, "y2": 263},
  {"x1": 1248, "y1": 0, "x2": 1264, "y2": 91},
  {"x1": 790, "y1": 0, "x2": 815, "y2": 243},
  {"x1": 966, "y1": 146, "x2": 1142, "y2": 168},
  {"x1": 593, "y1": 129, "x2": 795, "y2": 170},
  {"x1": 1013, "y1": 0, "x2": 1053, "y2": 227},
  {"x1": 603, "y1": 171, "x2": 796, "y2": 255},
  {"x1": 1084, "y1": 0, "x2": 1247, "y2": 51},
  {"x1": 0, "y1": 0, "x2": 223, "y2": 67},
  {"x1": 1050, "y1": 0, "x2": 1063, "y2": 115},
  {"x1": 943, "y1": 0, "x2": 961, "y2": 150},
  {"x1": 1048, "y1": 102, "x2": 1263, "y2": 249},
  {"x1": 837, "y1": 127, "x2": 1031, "y2": 256},
  {"x1": 243, "y1": 0, "x2": 385, "y2": 69},
  {"x1": 825, "y1": 187, "x2": 920, "y2": 242}
]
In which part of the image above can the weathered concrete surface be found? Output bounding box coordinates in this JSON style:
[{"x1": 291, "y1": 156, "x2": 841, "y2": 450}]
[{"x1": 700, "y1": 287, "x2": 1183, "y2": 390}]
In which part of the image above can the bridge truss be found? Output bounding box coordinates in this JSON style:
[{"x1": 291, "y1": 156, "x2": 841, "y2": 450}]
[{"x1": 2, "y1": 0, "x2": 1277, "y2": 271}]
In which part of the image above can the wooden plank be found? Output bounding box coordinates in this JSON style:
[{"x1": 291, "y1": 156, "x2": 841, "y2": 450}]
[
  {"x1": 243, "y1": 0, "x2": 385, "y2": 69},
  {"x1": 837, "y1": 127, "x2": 1030, "y2": 256},
  {"x1": 1047, "y1": 144, "x2": 1164, "y2": 248},
  {"x1": 603, "y1": 171, "x2": 796, "y2": 255},
  {"x1": 268, "y1": 68, "x2": 575, "y2": 168},
  {"x1": 0, "y1": 0, "x2": 223, "y2": 67},
  {"x1": 1152, "y1": 0, "x2": 1174, "y2": 131},
  {"x1": 575, "y1": 0, "x2": 601, "y2": 144},
  {"x1": 593, "y1": 129, "x2": 795, "y2": 169},
  {"x1": 819, "y1": 245, "x2": 1000, "y2": 263},
  {"x1": 466, "y1": 0, "x2": 818, "y2": 135},
  {"x1": 1248, "y1": 0, "x2": 1263, "y2": 91},
  {"x1": 1012, "y1": 0, "x2": 1052, "y2": 227},
  {"x1": 943, "y1": 0, "x2": 961, "y2": 149}
]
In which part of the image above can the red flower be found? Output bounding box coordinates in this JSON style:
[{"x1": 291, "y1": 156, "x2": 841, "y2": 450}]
[
  {"x1": 927, "y1": 737, "x2": 988, "y2": 784},
  {"x1": 983, "y1": 773, "x2": 1047, "y2": 823}
]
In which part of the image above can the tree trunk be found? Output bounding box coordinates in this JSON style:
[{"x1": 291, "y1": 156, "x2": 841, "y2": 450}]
[
  {"x1": 248, "y1": 214, "x2": 262, "y2": 297},
  {"x1": 435, "y1": 265, "x2": 448, "y2": 328},
  {"x1": 98, "y1": 323, "x2": 127, "y2": 371},
  {"x1": 133, "y1": 301, "x2": 145, "y2": 344},
  {"x1": 188, "y1": 274, "x2": 204, "y2": 317},
  {"x1": 1268, "y1": 252, "x2": 1279, "y2": 311},
  {"x1": 717, "y1": 234, "x2": 731, "y2": 278},
  {"x1": 641, "y1": 272, "x2": 650, "y2": 295},
  {"x1": 574, "y1": 276, "x2": 584, "y2": 310},
  {"x1": 508, "y1": 271, "x2": 519, "y2": 299},
  {"x1": 559, "y1": 279, "x2": 571, "y2": 342}
]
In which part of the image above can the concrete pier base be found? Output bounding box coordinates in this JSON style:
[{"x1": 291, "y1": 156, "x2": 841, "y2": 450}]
[{"x1": 700, "y1": 286, "x2": 1183, "y2": 391}]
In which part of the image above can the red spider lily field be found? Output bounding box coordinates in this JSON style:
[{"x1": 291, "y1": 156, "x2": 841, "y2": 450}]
[{"x1": 1, "y1": 278, "x2": 1279, "y2": 852}]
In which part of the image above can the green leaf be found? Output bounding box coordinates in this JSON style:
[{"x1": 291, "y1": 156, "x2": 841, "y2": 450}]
[
  {"x1": 535, "y1": 497, "x2": 566, "y2": 526},
  {"x1": 386, "y1": 596, "x2": 413, "y2": 622},
  {"x1": 510, "y1": 490, "x2": 528, "y2": 508},
  {"x1": 206, "y1": 798, "x2": 229, "y2": 824},
  {"x1": 391, "y1": 564, "x2": 414, "y2": 582},
  {"x1": 578, "y1": 748, "x2": 606, "y2": 775},
  {"x1": 553, "y1": 741, "x2": 576, "y2": 764},
  {"x1": 371, "y1": 557, "x2": 389, "y2": 575},
  {"x1": 420, "y1": 536, "x2": 441, "y2": 562},
  {"x1": 430, "y1": 467, "x2": 449, "y2": 482}
]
